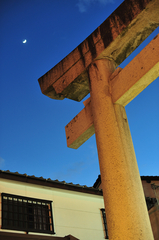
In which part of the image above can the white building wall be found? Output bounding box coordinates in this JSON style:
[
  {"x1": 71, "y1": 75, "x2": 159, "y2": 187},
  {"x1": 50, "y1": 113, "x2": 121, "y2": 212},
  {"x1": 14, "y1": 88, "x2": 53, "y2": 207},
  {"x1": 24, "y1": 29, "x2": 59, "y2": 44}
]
[{"x1": 0, "y1": 178, "x2": 106, "y2": 240}]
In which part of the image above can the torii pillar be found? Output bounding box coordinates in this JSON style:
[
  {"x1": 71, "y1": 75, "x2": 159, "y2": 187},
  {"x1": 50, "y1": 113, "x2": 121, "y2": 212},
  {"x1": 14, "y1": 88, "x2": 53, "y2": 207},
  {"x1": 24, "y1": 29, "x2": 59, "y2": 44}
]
[
  {"x1": 87, "y1": 58, "x2": 153, "y2": 239},
  {"x1": 38, "y1": 0, "x2": 159, "y2": 239}
]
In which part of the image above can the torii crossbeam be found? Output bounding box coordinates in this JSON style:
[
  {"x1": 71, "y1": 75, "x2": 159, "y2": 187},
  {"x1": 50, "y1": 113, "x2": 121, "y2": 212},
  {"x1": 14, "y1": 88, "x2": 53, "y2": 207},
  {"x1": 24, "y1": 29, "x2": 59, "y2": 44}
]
[
  {"x1": 38, "y1": 0, "x2": 159, "y2": 239},
  {"x1": 65, "y1": 36, "x2": 159, "y2": 149}
]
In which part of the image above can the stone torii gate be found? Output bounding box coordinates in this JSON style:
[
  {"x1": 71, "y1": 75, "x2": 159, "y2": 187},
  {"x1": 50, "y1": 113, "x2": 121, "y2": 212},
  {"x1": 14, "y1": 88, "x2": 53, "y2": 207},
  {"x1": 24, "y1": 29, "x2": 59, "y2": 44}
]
[{"x1": 38, "y1": 0, "x2": 159, "y2": 239}]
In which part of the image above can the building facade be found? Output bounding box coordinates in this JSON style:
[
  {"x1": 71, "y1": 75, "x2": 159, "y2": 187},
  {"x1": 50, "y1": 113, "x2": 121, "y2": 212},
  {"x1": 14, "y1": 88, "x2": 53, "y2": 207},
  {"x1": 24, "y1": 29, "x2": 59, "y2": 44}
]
[
  {"x1": 0, "y1": 170, "x2": 159, "y2": 240},
  {"x1": 0, "y1": 170, "x2": 107, "y2": 240},
  {"x1": 94, "y1": 175, "x2": 159, "y2": 240}
]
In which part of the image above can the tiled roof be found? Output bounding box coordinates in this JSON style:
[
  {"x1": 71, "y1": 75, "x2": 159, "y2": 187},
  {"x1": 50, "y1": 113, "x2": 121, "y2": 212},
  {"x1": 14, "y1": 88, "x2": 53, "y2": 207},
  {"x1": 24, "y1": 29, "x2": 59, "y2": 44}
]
[
  {"x1": 93, "y1": 175, "x2": 159, "y2": 188},
  {"x1": 1, "y1": 170, "x2": 158, "y2": 193},
  {"x1": 0, "y1": 170, "x2": 103, "y2": 196},
  {"x1": 141, "y1": 176, "x2": 159, "y2": 182},
  {"x1": 93, "y1": 175, "x2": 101, "y2": 188}
]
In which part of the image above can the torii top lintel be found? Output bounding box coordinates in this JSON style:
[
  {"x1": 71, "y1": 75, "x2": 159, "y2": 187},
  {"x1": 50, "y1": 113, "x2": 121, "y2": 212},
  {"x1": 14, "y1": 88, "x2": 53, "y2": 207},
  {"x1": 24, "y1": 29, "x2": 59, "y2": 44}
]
[{"x1": 38, "y1": 0, "x2": 159, "y2": 102}]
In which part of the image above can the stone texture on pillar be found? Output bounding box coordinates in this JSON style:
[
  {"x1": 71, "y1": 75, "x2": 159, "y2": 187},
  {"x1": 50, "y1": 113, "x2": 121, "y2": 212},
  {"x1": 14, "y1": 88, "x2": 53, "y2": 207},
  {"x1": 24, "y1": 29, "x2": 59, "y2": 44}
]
[{"x1": 88, "y1": 59, "x2": 154, "y2": 240}]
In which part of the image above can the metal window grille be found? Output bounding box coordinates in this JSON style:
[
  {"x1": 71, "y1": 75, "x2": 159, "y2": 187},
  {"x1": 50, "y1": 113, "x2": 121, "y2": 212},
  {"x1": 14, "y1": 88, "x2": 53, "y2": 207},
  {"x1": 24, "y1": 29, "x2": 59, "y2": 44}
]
[
  {"x1": 151, "y1": 184, "x2": 159, "y2": 206},
  {"x1": 145, "y1": 197, "x2": 157, "y2": 210},
  {"x1": 2, "y1": 193, "x2": 54, "y2": 234},
  {"x1": 101, "y1": 208, "x2": 109, "y2": 239}
]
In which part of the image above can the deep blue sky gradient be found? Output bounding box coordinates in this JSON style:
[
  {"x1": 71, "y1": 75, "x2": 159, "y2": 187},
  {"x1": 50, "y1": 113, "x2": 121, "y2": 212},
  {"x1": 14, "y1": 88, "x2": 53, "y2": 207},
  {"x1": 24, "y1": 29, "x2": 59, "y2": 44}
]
[{"x1": 0, "y1": 0, "x2": 159, "y2": 186}]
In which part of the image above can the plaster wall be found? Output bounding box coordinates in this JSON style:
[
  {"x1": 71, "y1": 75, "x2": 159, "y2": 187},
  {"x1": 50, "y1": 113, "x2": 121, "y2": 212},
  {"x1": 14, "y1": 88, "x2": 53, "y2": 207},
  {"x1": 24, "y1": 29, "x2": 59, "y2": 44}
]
[
  {"x1": 149, "y1": 205, "x2": 159, "y2": 240},
  {"x1": 142, "y1": 180, "x2": 159, "y2": 240},
  {"x1": 142, "y1": 180, "x2": 159, "y2": 198},
  {"x1": 0, "y1": 179, "x2": 106, "y2": 240}
]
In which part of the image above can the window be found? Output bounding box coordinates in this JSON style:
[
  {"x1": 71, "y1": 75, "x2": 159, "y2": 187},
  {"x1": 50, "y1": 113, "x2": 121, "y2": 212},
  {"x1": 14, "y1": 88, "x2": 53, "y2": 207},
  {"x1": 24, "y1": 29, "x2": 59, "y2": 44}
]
[
  {"x1": 145, "y1": 197, "x2": 157, "y2": 210},
  {"x1": 101, "y1": 208, "x2": 108, "y2": 239},
  {"x1": 1, "y1": 193, "x2": 54, "y2": 234}
]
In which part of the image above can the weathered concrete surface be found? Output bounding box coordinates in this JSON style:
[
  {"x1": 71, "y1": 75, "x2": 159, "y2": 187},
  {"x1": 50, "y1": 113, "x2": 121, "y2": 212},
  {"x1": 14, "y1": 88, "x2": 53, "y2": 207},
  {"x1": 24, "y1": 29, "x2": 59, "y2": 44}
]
[
  {"x1": 38, "y1": 0, "x2": 159, "y2": 102},
  {"x1": 65, "y1": 34, "x2": 159, "y2": 149},
  {"x1": 88, "y1": 58, "x2": 154, "y2": 240}
]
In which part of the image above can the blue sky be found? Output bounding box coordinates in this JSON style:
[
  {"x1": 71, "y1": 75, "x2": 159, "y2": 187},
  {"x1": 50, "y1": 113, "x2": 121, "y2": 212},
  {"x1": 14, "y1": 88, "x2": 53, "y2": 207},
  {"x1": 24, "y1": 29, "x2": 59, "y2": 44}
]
[{"x1": 0, "y1": 0, "x2": 159, "y2": 186}]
